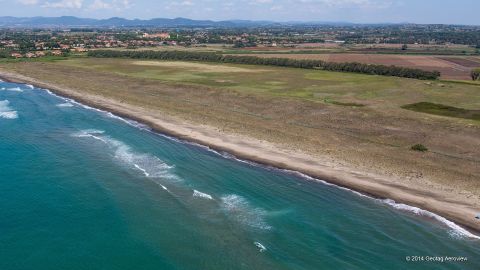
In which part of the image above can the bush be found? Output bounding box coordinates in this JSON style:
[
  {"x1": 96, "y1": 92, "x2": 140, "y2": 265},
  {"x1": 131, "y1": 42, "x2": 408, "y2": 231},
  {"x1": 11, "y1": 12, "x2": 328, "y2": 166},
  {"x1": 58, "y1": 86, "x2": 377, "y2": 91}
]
[
  {"x1": 471, "y1": 68, "x2": 480, "y2": 81},
  {"x1": 411, "y1": 144, "x2": 428, "y2": 152}
]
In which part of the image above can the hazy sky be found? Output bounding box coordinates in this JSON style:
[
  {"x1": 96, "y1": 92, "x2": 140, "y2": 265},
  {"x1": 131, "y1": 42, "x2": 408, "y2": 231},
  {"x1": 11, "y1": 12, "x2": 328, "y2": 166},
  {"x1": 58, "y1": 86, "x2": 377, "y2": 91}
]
[{"x1": 0, "y1": 0, "x2": 479, "y2": 25}]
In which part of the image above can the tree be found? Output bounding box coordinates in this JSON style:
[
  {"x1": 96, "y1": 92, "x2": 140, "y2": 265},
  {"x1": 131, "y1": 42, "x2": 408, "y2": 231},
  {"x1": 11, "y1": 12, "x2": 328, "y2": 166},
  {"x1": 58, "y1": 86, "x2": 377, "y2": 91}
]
[{"x1": 471, "y1": 68, "x2": 480, "y2": 81}]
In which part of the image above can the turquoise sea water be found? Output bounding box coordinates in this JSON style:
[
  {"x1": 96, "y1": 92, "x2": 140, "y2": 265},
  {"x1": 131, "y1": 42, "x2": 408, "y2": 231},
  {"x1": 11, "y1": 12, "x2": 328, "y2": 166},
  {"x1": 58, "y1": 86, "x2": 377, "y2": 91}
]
[{"x1": 0, "y1": 81, "x2": 479, "y2": 270}]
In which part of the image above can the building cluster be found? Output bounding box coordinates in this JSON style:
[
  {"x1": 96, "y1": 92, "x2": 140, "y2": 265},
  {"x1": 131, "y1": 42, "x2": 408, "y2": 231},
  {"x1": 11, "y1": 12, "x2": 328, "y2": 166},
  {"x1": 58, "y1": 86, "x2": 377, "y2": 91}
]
[
  {"x1": 0, "y1": 30, "x2": 178, "y2": 58},
  {"x1": 1, "y1": 24, "x2": 479, "y2": 58}
]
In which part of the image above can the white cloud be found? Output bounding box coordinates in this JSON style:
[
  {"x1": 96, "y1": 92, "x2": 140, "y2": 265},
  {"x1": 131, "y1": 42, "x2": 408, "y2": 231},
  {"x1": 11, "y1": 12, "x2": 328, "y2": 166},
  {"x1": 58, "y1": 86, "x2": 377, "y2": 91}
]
[
  {"x1": 88, "y1": 0, "x2": 132, "y2": 10},
  {"x1": 299, "y1": 0, "x2": 390, "y2": 7},
  {"x1": 42, "y1": 0, "x2": 84, "y2": 9},
  {"x1": 17, "y1": 0, "x2": 39, "y2": 5},
  {"x1": 89, "y1": 0, "x2": 111, "y2": 9},
  {"x1": 178, "y1": 1, "x2": 194, "y2": 6}
]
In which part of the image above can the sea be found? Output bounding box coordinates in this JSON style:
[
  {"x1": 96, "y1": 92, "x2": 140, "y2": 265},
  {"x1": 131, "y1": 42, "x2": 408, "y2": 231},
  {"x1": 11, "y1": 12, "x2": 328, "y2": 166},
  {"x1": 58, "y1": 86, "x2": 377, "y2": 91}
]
[{"x1": 0, "y1": 81, "x2": 479, "y2": 270}]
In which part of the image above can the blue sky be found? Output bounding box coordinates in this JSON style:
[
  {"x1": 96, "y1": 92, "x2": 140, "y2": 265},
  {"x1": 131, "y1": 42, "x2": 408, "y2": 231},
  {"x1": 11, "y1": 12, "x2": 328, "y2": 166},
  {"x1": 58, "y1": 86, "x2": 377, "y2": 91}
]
[{"x1": 0, "y1": 0, "x2": 479, "y2": 25}]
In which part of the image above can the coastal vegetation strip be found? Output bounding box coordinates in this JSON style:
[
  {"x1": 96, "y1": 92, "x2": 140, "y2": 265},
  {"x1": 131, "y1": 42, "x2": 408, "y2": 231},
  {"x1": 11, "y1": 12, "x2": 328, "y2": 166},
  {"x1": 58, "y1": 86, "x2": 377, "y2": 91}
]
[{"x1": 88, "y1": 50, "x2": 441, "y2": 80}]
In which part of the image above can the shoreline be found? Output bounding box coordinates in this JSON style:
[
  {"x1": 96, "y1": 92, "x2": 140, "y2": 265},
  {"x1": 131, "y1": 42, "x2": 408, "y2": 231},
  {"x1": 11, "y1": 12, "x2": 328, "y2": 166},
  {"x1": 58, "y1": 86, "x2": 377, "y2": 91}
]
[{"x1": 1, "y1": 70, "x2": 480, "y2": 236}]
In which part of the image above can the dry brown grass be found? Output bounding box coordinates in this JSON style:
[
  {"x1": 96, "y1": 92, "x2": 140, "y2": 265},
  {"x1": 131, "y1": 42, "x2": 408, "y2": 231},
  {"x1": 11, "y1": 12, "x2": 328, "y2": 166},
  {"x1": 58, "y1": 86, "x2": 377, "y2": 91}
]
[{"x1": 131, "y1": 61, "x2": 268, "y2": 73}]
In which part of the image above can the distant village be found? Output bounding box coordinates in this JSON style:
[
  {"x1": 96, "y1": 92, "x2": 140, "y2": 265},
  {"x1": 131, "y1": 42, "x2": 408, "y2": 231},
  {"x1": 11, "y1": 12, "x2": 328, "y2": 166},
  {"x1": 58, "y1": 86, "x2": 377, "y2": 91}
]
[{"x1": 1, "y1": 24, "x2": 479, "y2": 58}]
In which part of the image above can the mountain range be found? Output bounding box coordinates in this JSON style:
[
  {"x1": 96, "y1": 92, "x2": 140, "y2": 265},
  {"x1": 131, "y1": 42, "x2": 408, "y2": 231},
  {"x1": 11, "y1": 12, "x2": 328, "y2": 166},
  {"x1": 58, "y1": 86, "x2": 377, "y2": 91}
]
[{"x1": 0, "y1": 16, "x2": 360, "y2": 28}]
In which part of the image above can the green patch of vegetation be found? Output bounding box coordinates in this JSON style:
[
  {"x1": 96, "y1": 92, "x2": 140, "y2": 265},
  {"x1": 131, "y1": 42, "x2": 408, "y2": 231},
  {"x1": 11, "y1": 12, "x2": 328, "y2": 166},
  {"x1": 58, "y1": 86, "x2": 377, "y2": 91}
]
[
  {"x1": 324, "y1": 98, "x2": 365, "y2": 107},
  {"x1": 472, "y1": 68, "x2": 480, "y2": 81},
  {"x1": 402, "y1": 102, "x2": 480, "y2": 121},
  {"x1": 411, "y1": 144, "x2": 428, "y2": 152},
  {"x1": 0, "y1": 56, "x2": 70, "y2": 64}
]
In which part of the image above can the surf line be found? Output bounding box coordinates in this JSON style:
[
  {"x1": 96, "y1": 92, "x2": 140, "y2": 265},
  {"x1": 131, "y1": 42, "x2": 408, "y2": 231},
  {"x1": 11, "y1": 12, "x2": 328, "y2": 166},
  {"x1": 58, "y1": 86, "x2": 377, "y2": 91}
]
[{"x1": 18, "y1": 81, "x2": 480, "y2": 240}]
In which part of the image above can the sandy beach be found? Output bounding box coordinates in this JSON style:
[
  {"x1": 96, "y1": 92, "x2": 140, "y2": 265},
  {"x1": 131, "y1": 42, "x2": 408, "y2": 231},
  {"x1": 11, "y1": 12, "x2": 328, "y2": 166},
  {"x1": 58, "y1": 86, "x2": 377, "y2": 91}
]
[{"x1": 1, "y1": 69, "x2": 479, "y2": 235}]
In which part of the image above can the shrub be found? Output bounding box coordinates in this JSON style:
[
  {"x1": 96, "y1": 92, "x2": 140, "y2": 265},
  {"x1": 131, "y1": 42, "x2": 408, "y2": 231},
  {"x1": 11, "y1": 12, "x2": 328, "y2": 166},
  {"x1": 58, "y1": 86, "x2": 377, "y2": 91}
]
[
  {"x1": 471, "y1": 68, "x2": 480, "y2": 81},
  {"x1": 411, "y1": 144, "x2": 428, "y2": 152}
]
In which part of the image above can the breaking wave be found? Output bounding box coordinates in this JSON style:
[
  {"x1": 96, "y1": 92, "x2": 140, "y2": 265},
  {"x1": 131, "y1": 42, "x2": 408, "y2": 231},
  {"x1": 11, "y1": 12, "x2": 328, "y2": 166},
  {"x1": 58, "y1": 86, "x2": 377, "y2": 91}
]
[
  {"x1": 56, "y1": 102, "x2": 74, "y2": 108},
  {"x1": 0, "y1": 100, "x2": 18, "y2": 119},
  {"x1": 193, "y1": 190, "x2": 214, "y2": 200},
  {"x1": 254, "y1": 242, "x2": 267, "y2": 253},
  {"x1": 382, "y1": 199, "x2": 480, "y2": 240},
  {"x1": 6, "y1": 87, "x2": 23, "y2": 92},
  {"x1": 72, "y1": 129, "x2": 178, "y2": 181},
  {"x1": 221, "y1": 194, "x2": 271, "y2": 230}
]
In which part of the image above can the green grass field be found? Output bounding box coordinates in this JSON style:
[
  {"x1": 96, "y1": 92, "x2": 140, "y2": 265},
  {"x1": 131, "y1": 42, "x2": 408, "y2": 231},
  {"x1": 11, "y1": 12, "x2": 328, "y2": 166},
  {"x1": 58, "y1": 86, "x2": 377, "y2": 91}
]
[
  {"x1": 402, "y1": 102, "x2": 480, "y2": 121},
  {"x1": 58, "y1": 58, "x2": 480, "y2": 112}
]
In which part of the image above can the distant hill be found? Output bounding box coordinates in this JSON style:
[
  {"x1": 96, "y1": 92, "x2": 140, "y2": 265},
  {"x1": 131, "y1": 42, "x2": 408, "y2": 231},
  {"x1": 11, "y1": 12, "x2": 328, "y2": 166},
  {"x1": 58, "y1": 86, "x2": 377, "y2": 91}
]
[
  {"x1": 0, "y1": 16, "x2": 365, "y2": 28},
  {"x1": 0, "y1": 16, "x2": 282, "y2": 28}
]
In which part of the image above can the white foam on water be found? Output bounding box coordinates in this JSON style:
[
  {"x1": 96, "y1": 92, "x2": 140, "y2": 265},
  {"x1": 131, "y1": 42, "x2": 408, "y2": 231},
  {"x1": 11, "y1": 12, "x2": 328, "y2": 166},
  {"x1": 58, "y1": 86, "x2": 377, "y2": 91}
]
[
  {"x1": 72, "y1": 129, "x2": 179, "y2": 182},
  {"x1": 0, "y1": 100, "x2": 18, "y2": 119},
  {"x1": 134, "y1": 164, "x2": 150, "y2": 177},
  {"x1": 6, "y1": 87, "x2": 23, "y2": 92},
  {"x1": 112, "y1": 139, "x2": 177, "y2": 180},
  {"x1": 193, "y1": 190, "x2": 214, "y2": 200},
  {"x1": 105, "y1": 112, "x2": 152, "y2": 131},
  {"x1": 56, "y1": 102, "x2": 74, "y2": 108},
  {"x1": 72, "y1": 129, "x2": 107, "y2": 143},
  {"x1": 0, "y1": 111, "x2": 18, "y2": 119},
  {"x1": 26, "y1": 84, "x2": 34, "y2": 89},
  {"x1": 254, "y1": 242, "x2": 267, "y2": 253},
  {"x1": 221, "y1": 194, "x2": 271, "y2": 230}
]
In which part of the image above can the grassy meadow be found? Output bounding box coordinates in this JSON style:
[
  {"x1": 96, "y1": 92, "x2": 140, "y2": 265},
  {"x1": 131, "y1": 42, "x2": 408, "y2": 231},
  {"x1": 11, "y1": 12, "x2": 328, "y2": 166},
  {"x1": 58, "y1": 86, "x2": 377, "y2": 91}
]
[{"x1": 58, "y1": 58, "x2": 480, "y2": 112}]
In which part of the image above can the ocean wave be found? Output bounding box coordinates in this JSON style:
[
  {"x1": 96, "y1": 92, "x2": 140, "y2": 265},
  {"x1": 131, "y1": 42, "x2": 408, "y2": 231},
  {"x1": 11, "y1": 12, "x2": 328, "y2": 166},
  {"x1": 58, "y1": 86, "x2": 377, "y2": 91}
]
[
  {"x1": 72, "y1": 129, "x2": 107, "y2": 142},
  {"x1": 254, "y1": 242, "x2": 267, "y2": 253},
  {"x1": 56, "y1": 102, "x2": 74, "y2": 108},
  {"x1": 193, "y1": 190, "x2": 214, "y2": 200},
  {"x1": 381, "y1": 199, "x2": 480, "y2": 240},
  {"x1": 26, "y1": 84, "x2": 34, "y2": 89},
  {"x1": 0, "y1": 86, "x2": 23, "y2": 92},
  {"x1": 72, "y1": 129, "x2": 178, "y2": 181},
  {"x1": 6, "y1": 87, "x2": 23, "y2": 92},
  {"x1": 221, "y1": 194, "x2": 271, "y2": 230},
  {"x1": 0, "y1": 100, "x2": 18, "y2": 119}
]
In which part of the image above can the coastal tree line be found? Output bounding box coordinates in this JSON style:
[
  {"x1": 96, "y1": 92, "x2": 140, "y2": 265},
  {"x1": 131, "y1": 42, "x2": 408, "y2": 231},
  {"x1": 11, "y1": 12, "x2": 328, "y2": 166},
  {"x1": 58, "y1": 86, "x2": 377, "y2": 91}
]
[{"x1": 88, "y1": 50, "x2": 441, "y2": 80}]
